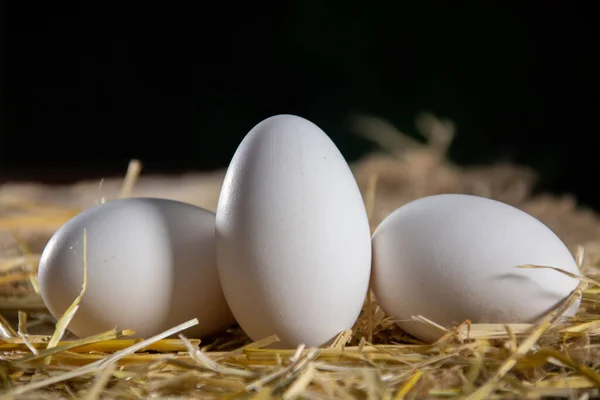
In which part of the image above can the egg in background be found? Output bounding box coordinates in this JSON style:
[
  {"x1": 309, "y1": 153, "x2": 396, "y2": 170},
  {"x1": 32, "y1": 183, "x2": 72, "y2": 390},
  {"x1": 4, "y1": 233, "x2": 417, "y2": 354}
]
[
  {"x1": 371, "y1": 194, "x2": 582, "y2": 343},
  {"x1": 38, "y1": 198, "x2": 235, "y2": 339}
]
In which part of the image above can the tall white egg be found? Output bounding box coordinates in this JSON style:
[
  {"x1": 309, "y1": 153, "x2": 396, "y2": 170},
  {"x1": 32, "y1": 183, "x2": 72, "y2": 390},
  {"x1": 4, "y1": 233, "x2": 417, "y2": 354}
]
[
  {"x1": 38, "y1": 198, "x2": 235, "y2": 339},
  {"x1": 372, "y1": 194, "x2": 582, "y2": 343},
  {"x1": 216, "y1": 114, "x2": 371, "y2": 348}
]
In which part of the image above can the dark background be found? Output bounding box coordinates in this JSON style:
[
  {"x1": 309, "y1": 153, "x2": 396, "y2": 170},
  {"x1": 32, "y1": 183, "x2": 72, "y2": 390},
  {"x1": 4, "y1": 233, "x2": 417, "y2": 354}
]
[{"x1": 1, "y1": 3, "x2": 598, "y2": 207}]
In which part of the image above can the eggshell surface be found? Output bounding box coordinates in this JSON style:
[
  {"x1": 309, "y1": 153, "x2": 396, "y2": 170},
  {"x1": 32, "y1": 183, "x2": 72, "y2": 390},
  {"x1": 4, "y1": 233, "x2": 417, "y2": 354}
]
[
  {"x1": 371, "y1": 194, "x2": 581, "y2": 343},
  {"x1": 38, "y1": 198, "x2": 235, "y2": 339},
  {"x1": 216, "y1": 114, "x2": 372, "y2": 348}
]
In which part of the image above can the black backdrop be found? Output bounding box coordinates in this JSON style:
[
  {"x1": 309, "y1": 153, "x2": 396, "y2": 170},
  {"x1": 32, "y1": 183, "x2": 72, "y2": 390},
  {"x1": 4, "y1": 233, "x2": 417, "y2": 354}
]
[{"x1": 1, "y1": 2, "x2": 599, "y2": 207}]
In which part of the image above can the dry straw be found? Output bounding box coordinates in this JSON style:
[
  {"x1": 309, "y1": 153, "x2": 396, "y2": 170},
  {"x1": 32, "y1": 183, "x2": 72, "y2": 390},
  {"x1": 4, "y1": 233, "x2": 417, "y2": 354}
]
[{"x1": 0, "y1": 115, "x2": 599, "y2": 399}]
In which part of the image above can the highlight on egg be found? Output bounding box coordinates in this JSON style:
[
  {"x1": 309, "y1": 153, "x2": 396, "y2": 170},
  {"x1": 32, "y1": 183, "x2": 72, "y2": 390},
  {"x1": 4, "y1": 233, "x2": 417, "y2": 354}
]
[
  {"x1": 215, "y1": 114, "x2": 372, "y2": 348},
  {"x1": 371, "y1": 194, "x2": 582, "y2": 343},
  {"x1": 38, "y1": 197, "x2": 235, "y2": 339}
]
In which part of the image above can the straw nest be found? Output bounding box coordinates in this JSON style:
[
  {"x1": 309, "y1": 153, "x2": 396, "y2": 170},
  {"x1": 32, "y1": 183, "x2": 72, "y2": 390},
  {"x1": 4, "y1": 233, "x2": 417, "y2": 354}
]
[{"x1": 0, "y1": 114, "x2": 598, "y2": 399}]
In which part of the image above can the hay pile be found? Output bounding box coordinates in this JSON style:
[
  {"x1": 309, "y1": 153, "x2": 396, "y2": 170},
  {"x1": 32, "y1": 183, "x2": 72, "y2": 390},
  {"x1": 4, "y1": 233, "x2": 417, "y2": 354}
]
[{"x1": 0, "y1": 114, "x2": 598, "y2": 399}]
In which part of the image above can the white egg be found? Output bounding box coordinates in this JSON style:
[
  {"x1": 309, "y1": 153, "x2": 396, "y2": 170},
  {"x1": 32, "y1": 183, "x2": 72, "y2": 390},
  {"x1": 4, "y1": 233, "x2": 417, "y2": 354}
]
[
  {"x1": 38, "y1": 198, "x2": 235, "y2": 339},
  {"x1": 216, "y1": 114, "x2": 372, "y2": 348},
  {"x1": 371, "y1": 194, "x2": 582, "y2": 342}
]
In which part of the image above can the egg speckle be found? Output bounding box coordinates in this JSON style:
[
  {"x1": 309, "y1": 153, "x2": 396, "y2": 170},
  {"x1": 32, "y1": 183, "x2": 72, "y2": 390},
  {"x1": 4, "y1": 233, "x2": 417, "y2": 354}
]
[
  {"x1": 216, "y1": 114, "x2": 372, "y2": 348},
  {"x1": 38, "y1": 197, "x2": 235, "y2": 339},
  {"x1": 371, "y1": 194, "x2": 581, "y2": 342}
]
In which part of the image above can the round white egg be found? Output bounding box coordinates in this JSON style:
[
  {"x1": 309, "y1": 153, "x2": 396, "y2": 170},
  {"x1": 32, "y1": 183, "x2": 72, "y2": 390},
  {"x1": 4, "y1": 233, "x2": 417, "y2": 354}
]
[
  {"x1": 38, "y1": 198, "x2": 235, "y2": 339},
  {"x1": 371, "y1": 194, "x2": 582, "y2": 343},
  {"x1": 216, "y1": 114, "x2": 372, "y2": 348}
]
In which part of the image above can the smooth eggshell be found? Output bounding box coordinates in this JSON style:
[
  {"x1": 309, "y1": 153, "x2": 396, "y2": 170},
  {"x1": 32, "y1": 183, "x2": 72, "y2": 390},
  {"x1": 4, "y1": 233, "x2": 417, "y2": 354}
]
[
  {"x1": 371, "y1": 194, "x2": 582, "y2": 343},
  {"x1": 38, "y1": 198, "x2": 235, "y2": 339},
  {"x1": 216, "y1": 114, "x2": 372, "y2": 348}
]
